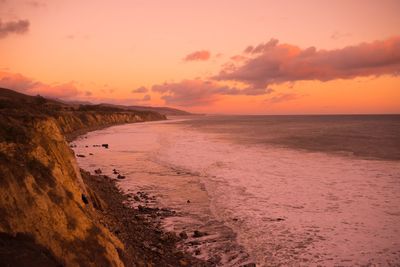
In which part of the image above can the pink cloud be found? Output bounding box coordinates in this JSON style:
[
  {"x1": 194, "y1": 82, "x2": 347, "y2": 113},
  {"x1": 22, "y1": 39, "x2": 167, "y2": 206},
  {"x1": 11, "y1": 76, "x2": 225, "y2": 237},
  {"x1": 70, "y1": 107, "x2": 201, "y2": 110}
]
[
  {"x1": 26, "y1": 1, "x2": 46, "y2": 8},
  {"x1": 184, "y1": 50, "x2": 211, "y2": 61},
  {"x1": 0, "y1": 19, "x2": 30, "y2": 38},
  {"x1": 142, "y1": 94, "x2": 151, "y2": 101},
  {"x1": 132, "y1": 86, "x2": 148, "y2": 93},
  {"x1": 265, "y1": 93, "x2": 302, "y2": 104},
  {"x1": 215, "y1": 36, "x2": 400, "y2": 89},
  {"x1": 0, "y1": 71, "x2": 80, "y2": 99},
  {"x1": 152, "y1": 79, "x2": 272, "y2": 107}
]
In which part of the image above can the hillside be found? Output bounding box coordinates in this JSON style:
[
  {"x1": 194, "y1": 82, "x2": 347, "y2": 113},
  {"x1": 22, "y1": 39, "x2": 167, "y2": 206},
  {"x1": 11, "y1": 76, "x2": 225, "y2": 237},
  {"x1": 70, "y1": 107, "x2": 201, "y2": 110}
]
[
  {"x1": 98, "y1": 103, "x2": 192, "y2": 116},
  {"x1": 58, "y1": 98, "x2": 192, "y2": 116},
  {"x1": 0, "y1": 88, "x2": 196, "y2": 266}
]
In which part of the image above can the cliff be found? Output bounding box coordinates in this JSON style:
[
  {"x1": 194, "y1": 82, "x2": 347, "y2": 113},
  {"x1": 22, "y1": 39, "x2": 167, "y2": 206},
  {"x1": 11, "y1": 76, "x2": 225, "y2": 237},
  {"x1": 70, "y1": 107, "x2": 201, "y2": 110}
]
[{"x1": 0, "y1": 88, "x2": 166, "y2": 266}]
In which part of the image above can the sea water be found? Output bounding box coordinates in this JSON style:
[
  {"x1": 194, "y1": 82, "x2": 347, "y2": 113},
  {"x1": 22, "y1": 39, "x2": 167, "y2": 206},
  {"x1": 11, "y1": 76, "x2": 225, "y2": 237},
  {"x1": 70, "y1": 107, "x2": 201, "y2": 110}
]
[{"x1": 74, "y1": 115, "x2": 400, "y2": 266}]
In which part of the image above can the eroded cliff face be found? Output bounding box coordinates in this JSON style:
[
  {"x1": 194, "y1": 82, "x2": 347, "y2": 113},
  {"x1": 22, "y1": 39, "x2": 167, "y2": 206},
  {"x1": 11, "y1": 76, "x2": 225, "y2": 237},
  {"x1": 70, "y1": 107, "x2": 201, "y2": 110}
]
[
  {"x1": 0, "y1": 110, "x2": 165, "y2": 266},
  {"x1": 56, "y1": 111, "x2": 165, "y2": 139}
]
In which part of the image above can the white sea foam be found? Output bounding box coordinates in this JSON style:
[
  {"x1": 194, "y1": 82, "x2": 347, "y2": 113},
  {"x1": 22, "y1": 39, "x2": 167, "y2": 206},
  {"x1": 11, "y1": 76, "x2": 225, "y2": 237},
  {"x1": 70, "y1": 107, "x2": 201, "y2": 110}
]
[{"x1": 74, "y1": 119, "x2": 400, "y2": 266}]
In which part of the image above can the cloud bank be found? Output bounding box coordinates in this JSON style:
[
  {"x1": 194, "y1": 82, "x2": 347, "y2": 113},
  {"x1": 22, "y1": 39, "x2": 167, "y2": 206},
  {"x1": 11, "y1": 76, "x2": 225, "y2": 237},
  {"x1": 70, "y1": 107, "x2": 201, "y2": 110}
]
[
  {"x1": 0, "y1": 72, "x2": 80, "y2": 99},
  {"x1": 0, "y1": 72, "x2": 154, "y2": 105},
  {"x1": 184, "y1": 50, "x2": 211, "y2": 61},
  {"x1": 215, "y1": 36, "x2": 400, "y2": 89},
  {"x1": 0, "y1": 19, "x2": 30, "y2": 38},
  {"x1": 152, "y1": 79, "x2": 272, "y2": 106}
]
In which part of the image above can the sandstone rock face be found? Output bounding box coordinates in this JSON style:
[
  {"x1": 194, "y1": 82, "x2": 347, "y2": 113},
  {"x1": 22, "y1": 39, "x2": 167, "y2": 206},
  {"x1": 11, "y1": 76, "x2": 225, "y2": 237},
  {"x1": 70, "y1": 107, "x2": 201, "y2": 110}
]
[
  {"x1": 0, "y1": 108, "x2": 165, "y2": 266},
  {"x1": 56, "y1": 111, "x2": 165, "y2": 137}
]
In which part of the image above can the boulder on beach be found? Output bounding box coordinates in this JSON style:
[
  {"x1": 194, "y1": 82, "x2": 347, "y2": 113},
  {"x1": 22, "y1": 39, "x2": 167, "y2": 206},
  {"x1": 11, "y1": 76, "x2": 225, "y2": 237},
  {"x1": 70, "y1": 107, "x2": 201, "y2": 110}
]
[
  {"x1": 193, "y1": 230, "x2": 207, "y2": 238},
  {"x1": 179, "y1": 231, "x2": 188, "y2": 239},
  {"x1": 117, "y1": 174, "x2": 125, "y2": 179}
]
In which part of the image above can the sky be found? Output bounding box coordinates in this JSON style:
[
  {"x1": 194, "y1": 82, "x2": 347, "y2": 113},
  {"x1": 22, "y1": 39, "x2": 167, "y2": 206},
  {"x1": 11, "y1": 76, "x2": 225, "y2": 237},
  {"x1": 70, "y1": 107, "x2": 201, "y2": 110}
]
[{"x1": 0, "y1": 0, "x2": 399, "y2": 114}]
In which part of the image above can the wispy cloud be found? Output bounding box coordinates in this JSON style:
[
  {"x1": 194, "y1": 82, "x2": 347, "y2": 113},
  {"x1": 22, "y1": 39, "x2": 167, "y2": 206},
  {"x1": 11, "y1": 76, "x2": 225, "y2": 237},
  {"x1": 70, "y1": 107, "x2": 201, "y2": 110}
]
[
  {"x1": 265, "y1": 93, "x2": 302, "y2": 104},
  {"x1": 0, "y1": 19, "x2": 30, "y2": 39},
  {"x1": 132, "y1": 86, "x2": 148, "y2": 93},
  {"x1": 330, "y1": 31, "x2": 352, "y2": 40},
  {"x1": 26, "y1": 1, "x2": 46, "y2": 8},
  {"x1": 142, "y1": 94, "x2": 151, "y2": 101},
  {"x1": 184, "y1": 50, "x2": 211, "y2": 61}
]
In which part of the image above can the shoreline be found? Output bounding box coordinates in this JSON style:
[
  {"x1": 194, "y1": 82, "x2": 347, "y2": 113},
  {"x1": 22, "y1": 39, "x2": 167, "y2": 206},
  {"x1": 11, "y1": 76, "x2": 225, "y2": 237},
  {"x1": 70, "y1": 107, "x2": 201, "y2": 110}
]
[
  {"x1": 80, "y1": 170, "x2": 211, "y2": 267},
  {"x1": 72, "y1": 117, "x2": 400, "y2": 266},
  {"x1": 72, "y1": 124, "x2": 214, "y2": 267},
  {"x1": 65, "y1": 120, "x2": 161, "y2": 143},
  {"x1": 72, "y1": 121, "x2": 257, "y2": 267}
]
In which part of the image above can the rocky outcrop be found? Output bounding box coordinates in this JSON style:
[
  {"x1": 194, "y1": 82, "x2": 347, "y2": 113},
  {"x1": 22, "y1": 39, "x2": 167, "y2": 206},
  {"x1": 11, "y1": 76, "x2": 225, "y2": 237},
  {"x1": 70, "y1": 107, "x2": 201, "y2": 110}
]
[{"x1": 0, "y1": 88, "x2": 167, "y2": 266}]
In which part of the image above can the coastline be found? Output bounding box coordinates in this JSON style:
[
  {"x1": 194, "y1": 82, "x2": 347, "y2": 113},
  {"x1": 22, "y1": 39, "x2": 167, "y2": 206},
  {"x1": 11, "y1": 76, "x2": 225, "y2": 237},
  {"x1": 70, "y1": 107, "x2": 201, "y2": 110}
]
[
  {"x1": 0, "y1": 87, "x2": 211, "y2": 267},
  {"x1": 73, "y1": 116, "x2": 400, "y2": 266},
  {"x1": 71, "y1": 120, "x2": 257, "y2": 267},
  {"x1": 79, "y1": 169, "x2": 210, "y2": 267},
  {"x1": 72, "y1": 124, "x2": 213, "y2": 267}
]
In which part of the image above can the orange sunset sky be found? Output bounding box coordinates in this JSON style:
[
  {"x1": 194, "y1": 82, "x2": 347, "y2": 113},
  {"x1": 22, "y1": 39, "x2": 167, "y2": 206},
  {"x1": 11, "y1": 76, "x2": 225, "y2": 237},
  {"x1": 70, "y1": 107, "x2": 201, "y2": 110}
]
[{"x1": 0, "y1": 0, "x2": 399, "y2": 114}]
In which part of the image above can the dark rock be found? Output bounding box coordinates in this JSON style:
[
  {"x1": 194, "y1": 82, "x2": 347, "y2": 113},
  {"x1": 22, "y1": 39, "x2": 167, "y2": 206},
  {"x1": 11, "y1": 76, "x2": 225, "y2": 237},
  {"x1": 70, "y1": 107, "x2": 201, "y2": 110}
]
[
  {"x1": 194, "y1": 249, "x2": 201, "y2": 255},
  {"x1": 77, "y1": 154, "x2": 85, "y2": 158},
  {"x1": 85, "y1": 145, "x2": 88, "y2": 148},
  {"x1": 265, "y1": 217, "x2": 285, "y2": 222},
  {"x1": 240, "y1": 263, "x2": 257, "y2": 267},
  {"x1": 94, "y1": 168, "x2": 102, "y2": 174},
  {"x1": 179, "y1": 231, "x2": 188, "y2": 239},
  {"x1": 133, "y1": 195, "x2": 140, "y2": 201},
  {"x1": 193, "y1": 230, "x2": 207, "y2": 238},
  {"x1": 89, "y1": 153, "x2": 93, "y2": 155},
  {"x1": 187, "y1": 200, "x2": 190, "y2": 203},
  {"x1": 117, "y1": 174, "x2": 125, "y2": 179},
  {"x1": 81, "y1": 194, "x2": 89, "y2": 205},
  {"x1": 102, "y1": 144, "x2": 109, "y2": 149}
]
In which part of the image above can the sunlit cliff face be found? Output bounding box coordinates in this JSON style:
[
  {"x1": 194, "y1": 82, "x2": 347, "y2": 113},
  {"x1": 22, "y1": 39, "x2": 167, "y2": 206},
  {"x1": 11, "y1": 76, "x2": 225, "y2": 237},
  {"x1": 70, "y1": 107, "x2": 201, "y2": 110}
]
[{"x1": 1, "y1": 0, "x2": 400, "y2": 114}]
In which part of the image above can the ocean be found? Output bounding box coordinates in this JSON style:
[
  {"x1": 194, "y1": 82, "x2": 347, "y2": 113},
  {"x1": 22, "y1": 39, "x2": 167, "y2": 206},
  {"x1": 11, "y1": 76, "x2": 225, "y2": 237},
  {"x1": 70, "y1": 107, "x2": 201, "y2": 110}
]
[{"x1": 73, "y1": 115, "x2": 400, "y2": 266}]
